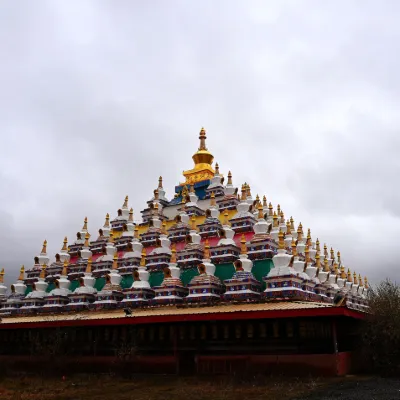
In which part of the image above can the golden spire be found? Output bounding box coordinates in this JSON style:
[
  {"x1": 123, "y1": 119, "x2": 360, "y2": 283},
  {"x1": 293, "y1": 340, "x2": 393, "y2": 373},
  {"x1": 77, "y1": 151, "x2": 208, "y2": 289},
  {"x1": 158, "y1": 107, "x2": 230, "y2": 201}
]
[
  {"x1": 273, "y1": 211, "x2": 279, "y2": 227},
  {"x1": 210, "y1": 191, "x2": 216, "y2": 207},
  {"x1": 140, "y1": 249, "x2": 147, "y2": 267},
  {"x1": 82, "y1": 217, "x2": 88, "y2": 231},
  {"x1": 41, "y1": 240, "x2": 47, "y2": 254},
  {"x1": 86, "y1": 256, "x2": 92, "y2": 274},
  {"x1": 227, "y1": 171, "x2": 232, "y2": 185},
  {"x1": 278, "y1": 229, "x2": 285, "y2": 250},
  {"x1": 129, "y1": 208, "x2": 134, "y2": 222},
  {"x1": 316, "y1": 238, "x2": 320, "y2": 252},
  {"x1": 277, "y1": 204, "x2": 281, "y2": 215},
  {"x1": 134, "y1": 225, "x2": 139, "y2": 239},
  {"x1": 154, "y1": 202, "x2": 159, "y2": 211},
  {"x1": 306, "y1": 228, "x2": 311, "y2": 243},
  {"x1": 291, "y1": 239, "x2": 297, "y2": 257},
  {"x1": 257, "y1": 203, "x2": 263, "y2": 219},
  {"x1": 304, "y1": 244, "x2": 310, "y2": 263},
  {"x1": 204, "y1": 238, "x2": 211, "y2": 259},
  {"x1": 246, "y1": 184, "x2": 252, "y2": 198},
  {"x1": 161, "y1": 220, "x2": 167, "y2": 235},
  {"x1": 123, "y1": 195, "x2": 129, "y2": 208},
  {"x1": 84, "y1": 232, "x2": 90, "y2": 247},
  {"x1": 334, "y1": 262, "x2": 339, "y2": 275},
  {"x1": 215, "y1": 162, "x2": 219, "y2": 175},
  {"x1": 240, "y1": 233, "x2": 247, "y2": 254},
  {"x1": 112, "y1": 252, "x2": 119, "y2": 270},
  {"x1": 347, "y1": 268, "x2": 353, "y2": 282},
  {"x1": 353, "y1": 272, "x2": 358, "y2": 284},
  {"x1": 290, "y1": 216, "x2": 294, "y2": 230},
  {"x1": 280, "y1": 211, "x2": 285, "y2": 224},
  {"x1": 39, "y1": 264, "x2": 47, "y2": 280},
  {"x1": 324, "y1": 243, "x2": 328, "y2": 257},
  {"x1": 330, "y1": 247, "x2": 335, "y2": 260},
  {"x1": 108, "y1": 231, "x2": 114, "y2": 243},
  {"x1": 268, "y1": 202, "x2": 273, "y2": 216},
  {"x1": 315, "y1": 252, "x2": 321, "y2": 268},
  {"x1": 154, "y1": 189, "x2": 159, "y2": 200},
  {"x1": 323, "y1": 257, "x2": 330, "y2": 272},
  {"x1": 62, "y1": 259, "x2": 68, "y2": 276},
  {"x1": 263, "y1": 195, "x2": 267, "y2": 207},
  {"x1": 170, "y1": 243, "x2": 177, "y2": 263},
  {"x1": 158, "y1": 176, "x2": 163, "y2": 188},
  {"x1": 61, "y1": 237, "x2": 68, "y2": 251},
  {"x1": 241, "y1": 184, "x2": 247, "y2": 201},
  {"x1": 364, "y1": 276, "x2": 369, "y2": 289},
  {"x1": 18, "y1": 266, "x2": 25, "y2": 280},
  {"x1": 0, "y1": 268, "x2": 4, "y2": 284},
  {"x1": 358, "y1": 273, "x2": 362, "y2": 286},
  {"x1": 286, "y1": 220, "x2": 291, "y2": 235},
  {"x1": 223, "y1": 210, "x2": 230, "y2": 226},
  {"x1": 104, "y1": 213, "x2": 110, "y2": 228},
  {"x1": 256, "y1": 194, "x2": 260, "y2": 204},
  {"x1": 199, "y1": 127, "x2": 207, "y2": 150},
  {"x1": 297, "y1": 223, "x2": 303, "y2": 241},
  {"x1": 340, "y1": 266, "x2": 346, "y2": 279},
  {"x1": 191, "y1": 215, "x2": 197, "y2": 231},
  {"x1": 337, "y1": 251, "x2": 341, "y2": 265}
]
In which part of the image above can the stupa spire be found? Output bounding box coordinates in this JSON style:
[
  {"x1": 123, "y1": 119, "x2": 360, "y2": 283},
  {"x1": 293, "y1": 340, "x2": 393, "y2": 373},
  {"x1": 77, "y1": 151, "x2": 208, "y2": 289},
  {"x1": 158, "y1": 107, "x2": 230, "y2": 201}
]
[
  {"x1": 158, "y1": 176, "x2": 163, "y2": 189},
  {"x1": 227, "y1": 171, "x2": 232, "y2": 185},
  {"x1": 18, "y1": 265, "x2": 25, "y2": 281},
  {"x1": 0, "y1": 268, "x2": 4, "y2": 284},
  {"x1": 82, "y1": 217, "x2": 88, "y2": 231},
  {"x1": 240, "y1": 233, "x2": 247, "y2": 254},
  {"x1": 61, "y1": 237, "x2": 68, "y2": 251}
]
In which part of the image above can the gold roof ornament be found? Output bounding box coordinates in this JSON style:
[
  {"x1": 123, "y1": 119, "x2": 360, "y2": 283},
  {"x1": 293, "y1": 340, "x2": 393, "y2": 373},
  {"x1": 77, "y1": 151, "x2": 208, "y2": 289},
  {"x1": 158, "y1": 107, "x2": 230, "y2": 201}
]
[
  {"x1": 323, "y1": 257, "x2": 330, "y2": 272},
  {"x1": 316, "y1": 239, "x2": 320, "y2": 252},
  {"x1": 104, "y1": 213, "x2": 110, "y2": 228},
  {"x1": 273, "y1": 211, "x2": 279, "y2": 227},
  {"x1": 340, "y1": 265, "x2": 346, "y2": 279},
  {"x1": 330, "y1": 247, "x2": 335, "y2": 260},
  {"x1": 324, "y1": 243, "x2": 328, "y2": 258},
  {"x1": 112, "y1": 252, "x2": 119, "y2": 270},
  {"x1": 191, "y1": 215, "x2": 197, "y2": 231},
  {"x1": 170, "y1": 243, "x2": 177, "y2": 263},
  {"x1": 154, "y1": 189, "x2": 159, "y2": 200},
  {"x1": 18, "y1": 266, "x2": 25, "y2": 281},
  {"x1": 315, "y1": 252, "x2": 321, "y2": 268},
  {"x1": 215, "y1": 162, "x2": 220, "y2": 175},
  {"x1": 256, "y1": 194, "x2": 260, "y2": 203},
  {"x1": 347, "y1": 268, "x2": 353, "y2": 282},
  {"x1": 0, "y1": 268, "x2": 4, "y2": 284},
  {"x1": 297, "y1": 224, "x2": 303, "y2": 241},
  {"x1": 306, "y1": 229, "x2": 311, "y2": 245},
  {"x1": 134, "y1": 225, "x2": 139, "y2": 239},
  {"x1": 337, "y1": 251, "x2": 341, "y2": 265},
  {"x1": 84, "y1": 232, "x2": 90, "y2": 247},
  {"x1": 140, "y1": 249, "x2": 147, "y2": 268},
  {"x1": 257, "y1": 203, "x2": 264, "y2": 219},
  {"x1": 154, "y1": 202, "x2": 159, "y2": 212},
  {"x1": 304, "y1": 244, "x2": 310, "y2": 263},
  {"x1": 86, "y1": 256, "x2": 93, "y2": 274},
  {"x1": 291, "y1": 239, "x2": 297, "y2": 257},
  {"x1": 129, "y1": 208, "x2": 134, "y2": 222},
  {"x1": 290, "y1": 216, "x2": 294, "y2": 230},
  {"x1": 61, "y1": 259, "x2": 68, "y2": 276},
  {"x1": 286, "y1": 220, "x2": 291, "y2": 235},
  {"x1": 39, "y1": 264, "x2": 47, "y2": 280},
  {"x1": 280, "y1": 211, "x2": 285, "y2": 224},
  {"x1": 82, "y1": 217, "x2": 88, "y2": 231},
  {"x1": 161, "y1": 220, "x2": 167, "y2": 235},
  {"x1": 353, "y1": 272, "x2": 358, "y2": 285},
  {"x1": 158, "y1": 176, "x2": 163, "y2": 188},
  {"x1": 246, "y1": 183, "x2": 252, "y2": 198},
  {"x1": 227, "y1": 171, "x2": 232, "y2": 185},
  {"x1": 268, "y1": 202, "x2": 273, "y2": 216},
  {"x1": 364, "y1": 276, "x2": 369, "y2": 289},
  {"x1": 241, "y1": 184, "x2": 247, "y2": 201},
  {"x1": 223, "y1": 210, "x2": 230, "y2": 226},
  {"x1": 277, "y1": 204, "x2": 281, "y2": 216},
  {"x1": 263, "y1": 195, "x2": 267, "y2": 207},
  {"x1": 334, "y1": 262, "x2": 339, "y2": 275},
  {"x1": 123, "y1": 195, "x2": 129, "y2": 208},
  {"x1": 278, "y1": 229, "x2": 285, "y2": 250},
  {"x1": 240, "y1": 233, "x2": 247, "y2": 254},
  {"x1": 61, "y1": 237, "x2": 68, "y2": 251},
  {"x1": 204, "y1": 238, "x2": 211, "y2": 259},
  {"x1": 358, "y1": 274, "x2": 363, "y2": 285},
  {"x1": 210, "y1": 191, "x2": 216, "y2": 207},
  {"x1": 41, "y1": 240, "x2": 47, "y2": 254}
]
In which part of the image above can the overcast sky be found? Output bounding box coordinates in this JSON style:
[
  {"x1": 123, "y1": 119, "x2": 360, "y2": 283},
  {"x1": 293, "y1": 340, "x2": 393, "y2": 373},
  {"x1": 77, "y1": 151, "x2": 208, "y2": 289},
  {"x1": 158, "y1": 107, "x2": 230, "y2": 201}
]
[{"x1": 0, "y1": 0, "x2": 399, "y2": 287}]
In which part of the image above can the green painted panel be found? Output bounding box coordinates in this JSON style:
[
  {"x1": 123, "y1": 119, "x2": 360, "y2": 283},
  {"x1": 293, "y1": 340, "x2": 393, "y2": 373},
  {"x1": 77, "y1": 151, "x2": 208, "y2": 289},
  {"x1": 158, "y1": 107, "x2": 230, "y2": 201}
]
[
  {"x1": 70, "y1": 280, "x2": 80, "y2": 292},
  {"x1": 46, "y1": 283, "x2": 55, "y2": 293},
  {"x1": 121, "y1": 275, "x2": 133, "y2": 289},
  {"x1": 149, "y1": 271, "x2": 163, "y2": 287},
  {"x1": 94, "y1": 277, "x2": 106, "y2": 291},
  {"x1": 215, "y1": 262, "x2": 236, "y2": 283},
  {"x1": 25, "y1": 286, "x2": 33, "y2": 295},
  {"x1": 252, "y1": 259, "x2": 273, "y2": 289},
  {"x1": 181, "y1": 267, "x2": 199, "y2": 286}
]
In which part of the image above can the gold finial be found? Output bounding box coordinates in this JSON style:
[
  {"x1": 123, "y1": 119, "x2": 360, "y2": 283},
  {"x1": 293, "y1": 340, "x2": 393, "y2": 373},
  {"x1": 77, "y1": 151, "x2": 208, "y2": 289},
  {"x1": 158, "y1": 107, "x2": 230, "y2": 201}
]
[
  {"x1": 353, "y1": 272, "x2": 358, "y2": 284},
  {"x1": 304, "y1": 244, "x2": 310, "y2": 263},
  {"x1": 364, "y1": 276, "x2": 369, "y2": 289},
  {"x1": 278, "y1": 230, "x2": 285, "y2": 250},
  {"x1": 112, "y1": 251, "x2": 119, "y2": 270},
  {"x1": 215, "y1": 162, "x2": 219, "y2": 175},
  {"x1": 262, "y1": 195, "x2": 267, "y2": 207},
  {"x1": 268, "y1": 202, "x2": 273, "y2": 216},
  {"x1": 123, "y1": 195, "x2": 129, "y2": 208},
  {"x1": 286, "y1": 220, "x2": 291, "y2": 235},
  {"x1": 306, "y1": 228, "x2": 311, "y2": 243},
  {"x1": 324, "y1": 243, "x2": 328, "y2": 257},
  {"x1": 280, "y1": 211, "x2": 285, "y2": 224},
  {"x1": 204, "y1": 238, "x2": 211, "y2": 259},
  {"x1": 334, "y1": 262, "x2": 339, "y2": 275},
  {"x1": 297, "y1": 223, "x2": 303, "y2": 241},
  {"x1": 199, "y1": 127, "x2": 207, "y2": 150},
  {"x1": 337, "y1": 251, "x2": 341, "y2": 265},
  {"x1": 129, "y1": 208, "x2": 134, "y2": 222},
  {"x1": 316, "y1": 239, "x2": 320, "y2": 252},
  {"x1": 257, "y1": 203, "x2": 263, "y2": 219},
  {"x1": 161, "y1": 220, "x2": 167, "y2": 235},
  {"x1": 154, "y1": 202, "x2": 159, "y2": 211},
  {"x1": 61, "y1": 237, "x2": 68, "y2": 251},
  {"x1": 291, "y1": 239, "x2": 297, "y2": 257},
  {"x1": 108, "y1": 231, "x2": 114, "y2": 243},
  {"x1": 158, "y1": 176, "x2": 163, "y2": 188},
  {"x1": 347, "y1": 268, "x2": 352, "y2": 282},
  {"x1": 170, "y1": 243, "x2": 177, "y2": 263},
  {"x1": 227, "y1": 171, "x2": 232, "y2": 185},
  {"x1": 39, "y1": 264, "x2": 47, "y2": 280},
  {"x1": 134, "y1": 225, "x2": 139, "y2": 239},
  {"x1": 84, "y1": 232, "x2": 90, "y2": 247},
  {"x1": 154, "y1": 189, "x2": 159, "y2": 200},
  {"x1": 277, "y1": 204, "x2": 281, "y2": 216},
  {"x1": 0, "y1": 268, "x2": 4, "y2": 284},
  {"x1": 273, "y1": 211, "x2": 279, "y2": 227},
  {"x1": 330, "y1": 247, "x2": 335, "y2": 260},
  {"x1": 255, "y1": 194, "x2": 260, "y2": 206},
  {"x1": 210, "y1": 191, "x2": 216, "y2": 206},
  {"x1": 62, "y1": 259, "x2": 68, "y2": 276},
  {"x1": 223, "y1": 210, "x2": 230, "y2": 226},
  {"x1": 191, "y1": 215, "x2": 197, "y2": 231},
  {"x1": 240, "y1": 233, "x2": 247, "y2": 254},
  {"x1": 241, "y1": 184, "x2": 247, "y2": 201},
  {"x1": 18, "y1": 266, "x2": 25, "y2": 280},
  {"x1": 290, "y1": 216, "x2": 294, "y2": 230},
  {"x1": 82, "y1": 217, "x2": 88, "y2": 231},
  {"x1": 340, "y1": 266, "x2": 346, "y2": 279},
  {"x1": 84, "y1": 256, "x2": 92, "y2": 274},
  {"x1": 315, "y1": 252, "x2": 321, "y2": 268},
  {"x1": 323, "y1": 257, "x2": 330, "y2": 272},
  {"x1": 104, "y1": 213, "x2": 110, "y2": 228},
  {"x1": 140, "y1": 249, "x2": 147, "y2": 267},
  {"x1": 41, "y1": 240, "x2": 47, "y2": 254},
  {"x1": 358, "y1": 274, "x2": 362, "y2": 285}
]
